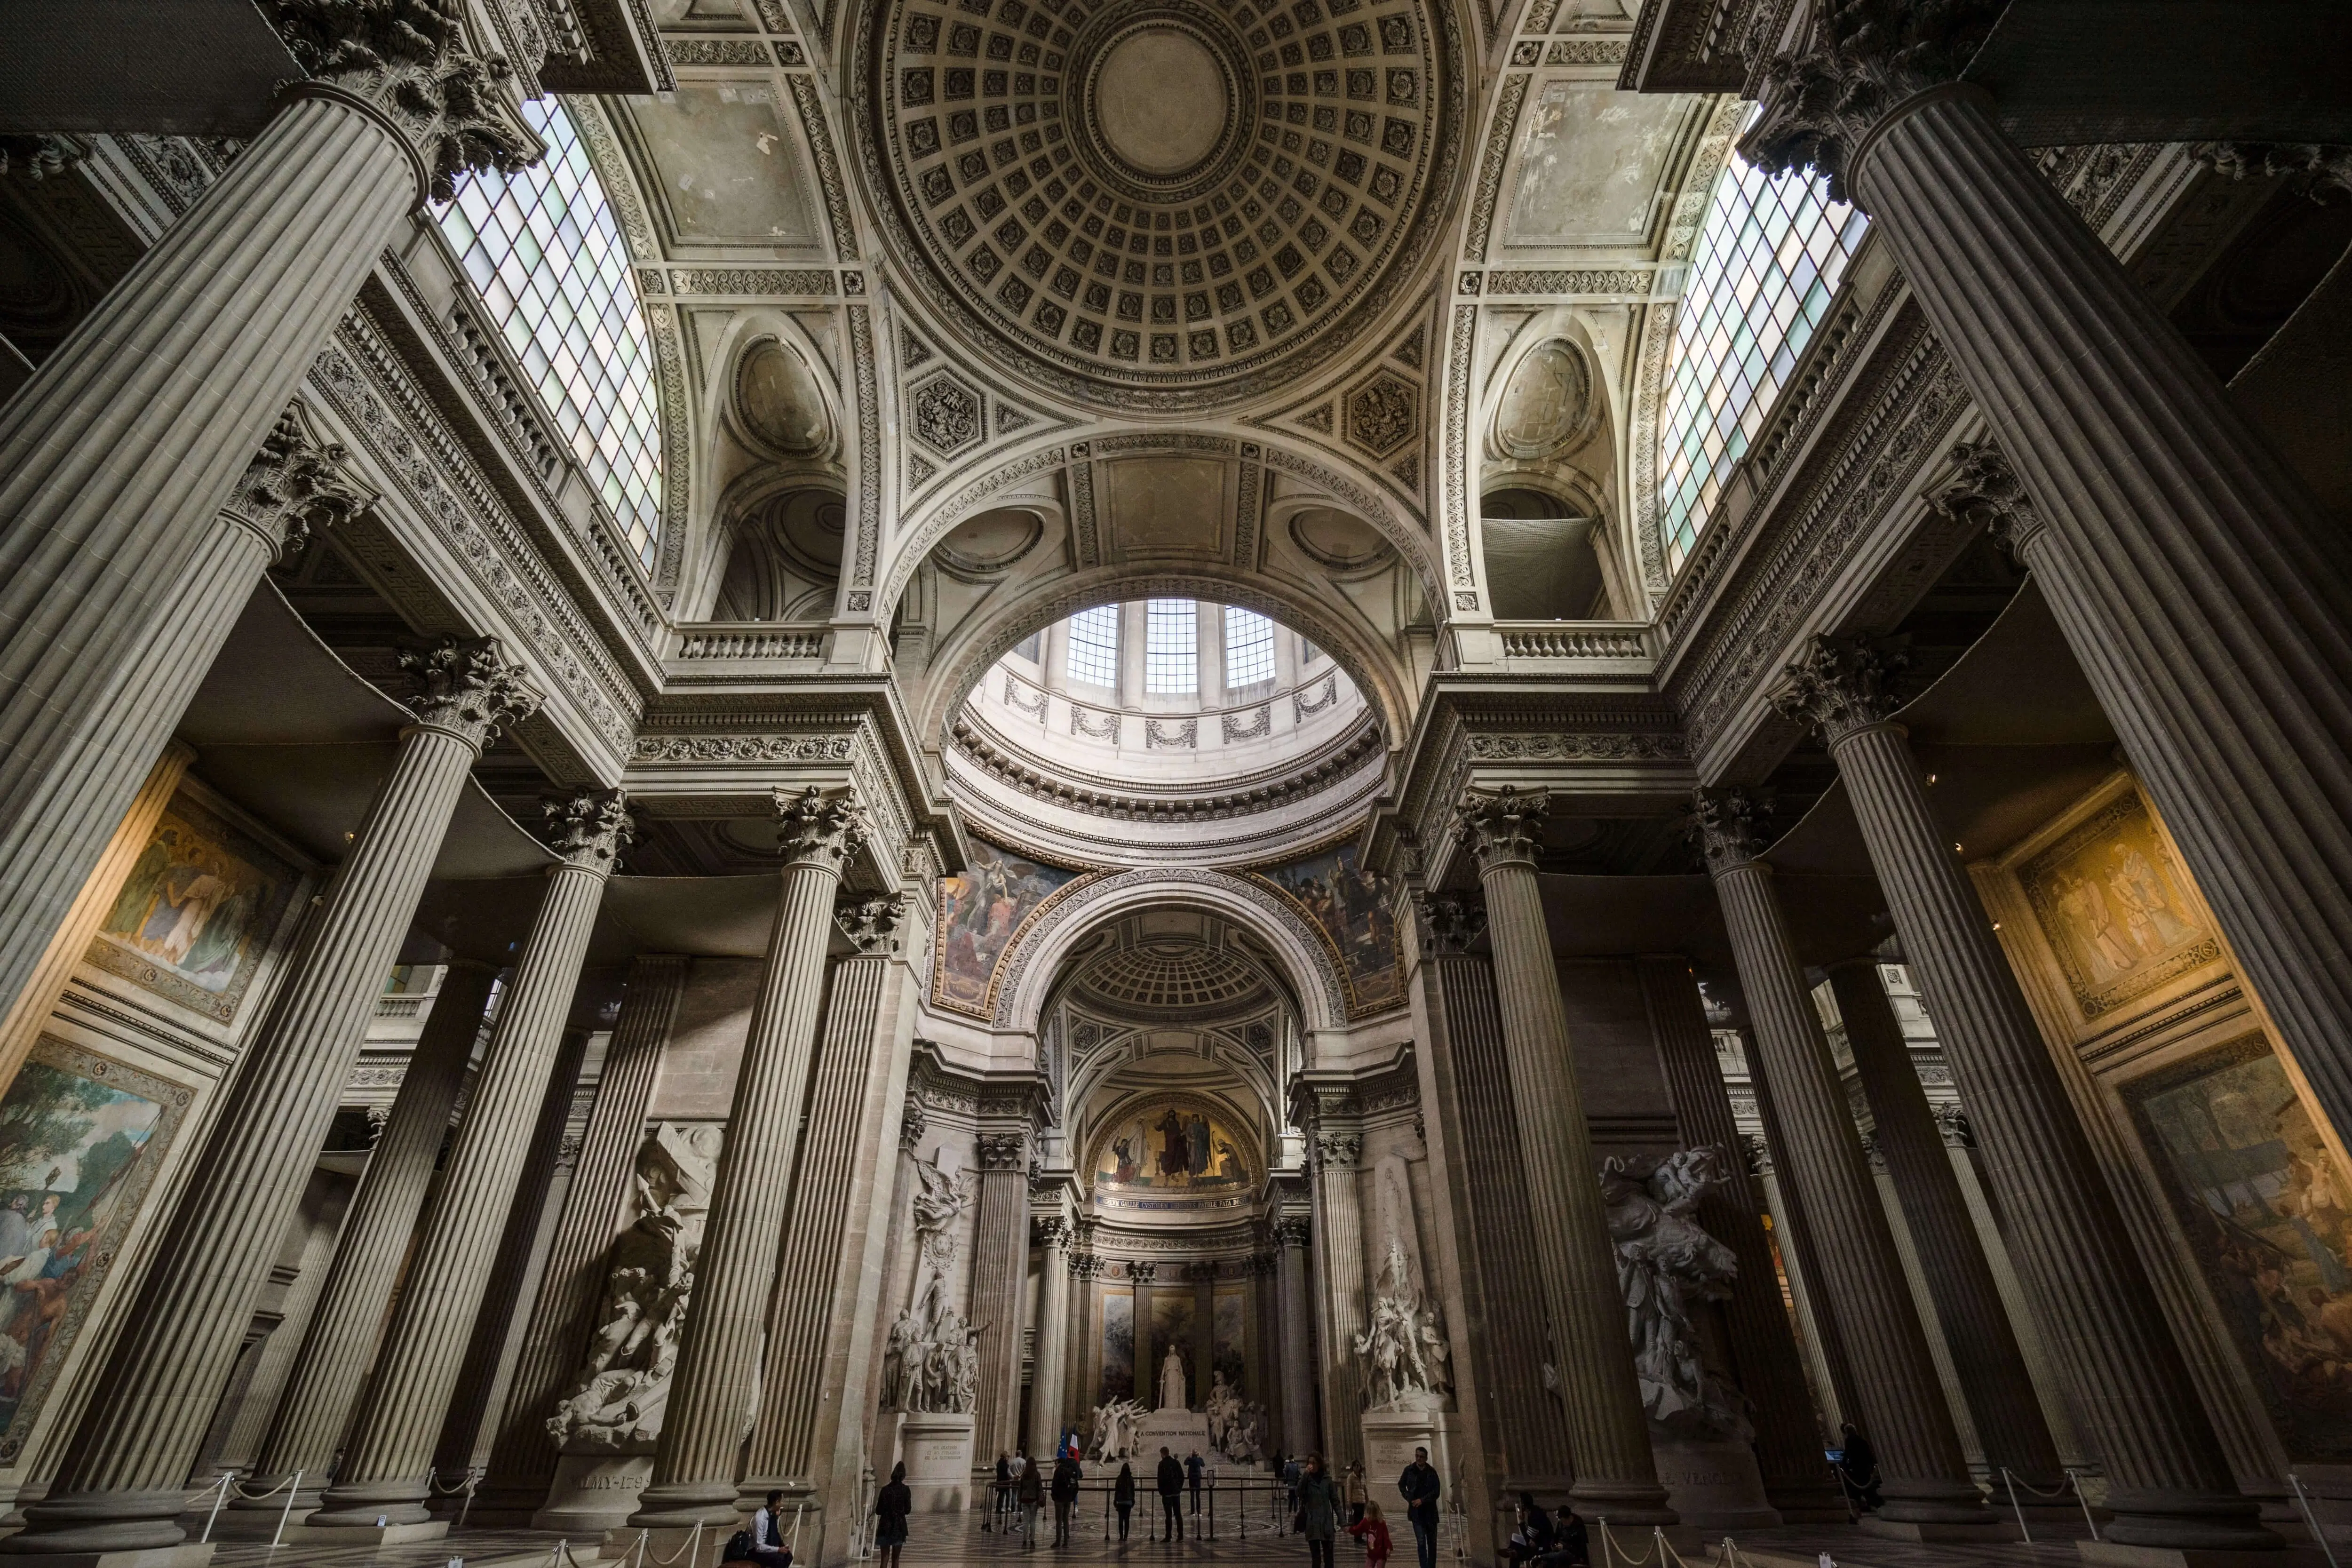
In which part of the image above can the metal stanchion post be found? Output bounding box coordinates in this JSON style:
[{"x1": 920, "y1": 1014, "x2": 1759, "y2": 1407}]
[
  {"x1": 2292, "y1": 1474, "x2": 2343, "y2": 1568},
  {"x1": 200, "y1": 1472, "x2": 233, "y2": 1544},
  {"x1": 2063, "y1": 1468, "x2": 2101, "y2": 1542},
  {"x1": 272, "y1": 1471, "x2": 303, "y2": 1548},
  {"x1": 2003, "y1": 1469, "x2": 2031, "y2": 1544}
]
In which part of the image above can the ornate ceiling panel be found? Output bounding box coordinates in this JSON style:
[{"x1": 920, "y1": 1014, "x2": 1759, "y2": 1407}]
[{"x1": 859, "y1": 0, "x2": 1462, "y2": 409}]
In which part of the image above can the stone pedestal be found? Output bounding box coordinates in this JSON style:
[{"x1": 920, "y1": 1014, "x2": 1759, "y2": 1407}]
[
  {"x1": 895, "y1": 1414, "x2": 975, "y2": 1513},
  {"x1": 1360, "y1": 1404, "x2": 1455, "y2": 1491},
  {"x1": 1135, "y1": 1409, "x2": 1212, "y2": 1461},
  {"x1": 533, "y1": 1454, "x2": 653, "y2": 1536},
  {"x1": 1650, "y1": 1436, "x2": 1778, "y2": 1532}
]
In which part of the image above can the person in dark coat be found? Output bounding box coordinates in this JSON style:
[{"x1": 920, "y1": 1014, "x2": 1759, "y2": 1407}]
[
  {"x1": 1505, "y1": 1491, "x2": 1553, "y2": 1568},
  {"x1": 1052, "y1": 1453, "x2": 1083, "y2": 1545},
  {"x1": 1156, "y1": 1447, "x2": 1186, "y2": 1541},
  {"x1": 1017, "y1": 1450, "x2": 1047, "y2": 1547},
  {"x1": 1187, "y1": 1450, "x2": 1206, "y2": 1515},
  {"x1": 1536, "y1": 1507, "x2": 1588, "y2": 1568},
  {"x1": 1836, "y1": 1423, "x2": 1883, "y2": 1513},
  {"x1": 1114, "y1": 1461, "x2": 1137, "y2": 1540},
  {"x1": 990, "y1": 1451, "x2": 1013, "y2": 1531},
  {"x1": 1296, "y1": 1454, "x2": 1342, "y2": 1568},
  {"x1": 874, "y1": 1462, "x2": 912, "y2": 1568},
  {"x1": 1398, "y1": 1446, "x2": 1441, "y2": 1568}
]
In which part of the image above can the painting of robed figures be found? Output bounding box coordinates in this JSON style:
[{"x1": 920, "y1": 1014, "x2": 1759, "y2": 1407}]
[
  {"x1": 932, "y1": 838, "x2": 1083, "y2": 1015},
  {"x1": 0, "y1": 1042, "x2": 186, "y2": 1459},
  {"x1": 87, "y1": 795, "x2": 297, "y2": 1022},
  {"x1": 1252, "y1": 841, "x2": 1404, "y2": 1016}
]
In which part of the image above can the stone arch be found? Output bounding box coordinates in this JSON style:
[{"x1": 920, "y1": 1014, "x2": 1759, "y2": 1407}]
[{"x1": 995, "y1": 867, "x2": 1349, "y2": 1035}]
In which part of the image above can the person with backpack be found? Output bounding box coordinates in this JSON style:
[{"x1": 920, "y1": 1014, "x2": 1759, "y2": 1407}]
[
  {"x1": 1155, "y1": 1446, "x2": 1185, "y2": 1541},
  {"x1": 874, "y1": 1463, "x2": 911, "y2": 1568},
  {"x1": 989, "y1": 1451, "x2": 1013, "y2": 1532},
  {"x1": 721, "y1": 1488, "x2": 793, "y2": 1564},
  {"x1": 1114, "y1": 1459, "x2": 1137, "y2": 1540},
  {"x1": 1051, "y1": 1450, "x2": 1083, "y2": 1545}
]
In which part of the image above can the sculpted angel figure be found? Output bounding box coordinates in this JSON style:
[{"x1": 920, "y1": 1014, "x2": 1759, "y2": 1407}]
[{"x1": 1600, "y1": 1146, "x2": 1750, "y2": 1440}]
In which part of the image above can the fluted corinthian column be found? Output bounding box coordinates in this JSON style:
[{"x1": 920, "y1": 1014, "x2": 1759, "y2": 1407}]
[
  {"x1": 629, "y1": 788, "x2": 866, "y2": 1529},
  {"x1": 969, "y1": 1131, "x2": 1034, "y2": 1472},
  {"x1": 1635, "y1": 958, "x2": 1843, "y2": 1522},
  {"x1": 0, "y1": 10, "x2": 537, "y2": 1074},
  {"x1": 739, "y1": 895, "x2": 919, "y2": 1561},
  {"x1": 313, "y1": 790, "x2": 631, "y2": 1528},
  {"x1": 476, "y1": 955, "x2": 686, "y2": 1522},
  {"x1": 1742, "y1": 16, "x2": 2352, "y2": 1252},
  {"x1": 1309, "y1": 1127, "x2": 1367, "y2": 1465},
  {"x1": 1028, "y1": 1217, "x2": 1073, "y2": 1460},
  {"x1": 3, "y1": 638, "x2": 540, "y2": 1555},
  {"x1": 1408, "y1": 894, "x2": 1572, "y2": 1516},
  {"x1": 1689, "y1": 788, "x2": 1988, "y2": 1533},
  {"x1": 1276, "y1": 1218, "x2": 1316, "y2": 1455},
  {"x1": 1455, "y1": 788, "x2": 1674, "y2": 1525},
  {"x1": 1773, "y1": 637, "x2": 2277, "y2": 1552},
  {"x1": 241, "y1": 960, "x2": 500, "y2": 1511}
]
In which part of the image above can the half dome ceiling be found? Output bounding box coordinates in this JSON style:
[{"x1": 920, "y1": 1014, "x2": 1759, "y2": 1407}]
[{"x1": 860, "y1": 0, "x2": 1459, "y2": 408}]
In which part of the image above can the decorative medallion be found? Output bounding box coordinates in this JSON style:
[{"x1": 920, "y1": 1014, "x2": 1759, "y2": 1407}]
[
  {"x1": 1491, "y1": 336, "x2": 1592, "y2": 459},
  {"x1": 911, "y1": 373, "x2": 986, "y2": 454},
  {"x1": 1343, "y1": 369, "x2": 1417, "y2": 457},
  {"x1": 861, "y1": 0, "x2": 1456, "y2": 409}
]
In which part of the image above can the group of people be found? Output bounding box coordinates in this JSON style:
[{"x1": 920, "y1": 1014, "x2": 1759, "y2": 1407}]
[
  {"x1": 1502, "y1": 1494, "x2": 1591, "y2": 1568},
  {"x1": 1276, "y1": 1446, "x2": 1445, "y2": 1568},
  {"x1": 985, "y1": 1449, "x2": 1090, "y2": 1547}
]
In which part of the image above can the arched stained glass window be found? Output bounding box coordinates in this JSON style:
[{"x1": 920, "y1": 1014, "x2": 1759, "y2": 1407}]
[
  {"x1": 1656, "y1": 143, "x2": 1867, "y2": 573},
  {"x1": 436, "y1": 99, "x2": 666, "y2": 570}
]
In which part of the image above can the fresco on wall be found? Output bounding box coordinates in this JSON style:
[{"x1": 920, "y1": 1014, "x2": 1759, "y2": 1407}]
[
  {"x1": 1091, "y1": 1098, "x2": 1255, "y2": 1215},
  {"x1": 1151, "y1": 1290, "x2": 1196, "y2": 1408},
  {"x1": 933, "y1": 838, "x2": 1083, "y2": 1017},
  {"x1": 1213, "y1": 1284, "x2": 1246, "y2": 1392},
  {"x1": 2020, "y1": 790, "x2": 2219, "y2": 1020},
  {"x1": 1101, "y1": 1288, "x2": 1135, "y2": 1403},
  {"x1": 2123, "y1": 1034, "x2": 2352, "y2": 1459},
  {"x1": 87, "y1": 795, "x2": 297, "y2": 1023},
  {"x1": 0, "y1": 1040, "x2": 188, "y2": 1460},
  {"x1": 1251, "y1": 842, "x2": 1403, "y2": 1016}
]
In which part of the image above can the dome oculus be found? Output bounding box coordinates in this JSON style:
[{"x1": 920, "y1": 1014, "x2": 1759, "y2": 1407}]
[{"x1": 866, "y1": 0, "x2": 1452, "y2": 408}]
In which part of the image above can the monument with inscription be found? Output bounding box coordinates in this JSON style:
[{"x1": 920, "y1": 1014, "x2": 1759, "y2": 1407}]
[{"x1": 1133, "y1": 1344, "x2": 1213, "y2": 1458}]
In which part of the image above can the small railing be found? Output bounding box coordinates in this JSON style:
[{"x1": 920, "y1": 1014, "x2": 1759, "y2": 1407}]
[
  {"x1": 673, "y1": 627, "x2": 828, "y2": 661},
  {"x1": 1494, "y1": 622, "x2": 1653, "y2": 661}
]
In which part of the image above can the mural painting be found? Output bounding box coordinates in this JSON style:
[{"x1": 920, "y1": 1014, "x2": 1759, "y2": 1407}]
[
  {"x1": 1213, "y1": 1283, "x2": 1246, "y2": 1391},
  {"x1": 1101, "y1": 1287, "x2": 1135, "y2": 1403},
  {"x1": 2020, "y1": 790, "x2": 2219, "y2": 1020},
  {"x1": 933, "y1": 838, "x2": 1083, "y2": 1016},
  {"x1": 1091, "y1": 1098, "x2": 1254, "y2": 1214},
  {"x1": 87, "y1": 794, "x2": 298, "y2": 1023},
  {"x1": 0, "y1": 1040, "x2": 188, "y2": 1459},
  {"x1": 1150, "y1": 1290, "x2": 1196, "y2": 1407},
  {"x1": 2123, "y1": 1035, "x2": 2352, "y2": 1459},
  {"x1": 1251, "y1": 842, "x2": 1403, "y2": 1016}
]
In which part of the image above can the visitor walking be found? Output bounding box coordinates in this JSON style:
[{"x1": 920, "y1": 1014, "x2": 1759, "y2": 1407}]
[
  {"x1": 1053, "y1": 1450, "x2": 1082, "y2": 1545},
  {"x1": 1346, "y1": 1499, "x2": 1393, "y2": 1568},
  {"x1": 874, "y1": 1463, "x2": 911, "y2": 1568},
  {"x1": 991, "y1": 1451, "x2": 1014, "y2": 1531},
  {"x1": 1398, "y1": 1445, "x2": 1440, "y2": 1568},
  {"x1": 1114, "y1": 1460, "x2": 1136, "y2": 1541},
  {"x1": 1836, "y1": 1422, "x2": 1883, "y2": 1513},
  {"x1": 1344, "y1": 1460, "x2": 1368, "y2": 1526},
  {"x1": 1156, "y1": 1447, "x2": 1186, "y2": 1541},
  {"x1": 1187, "y1": 1449, "x2": 1206, "y2": 1515},
  {"x1": 1282, "y1": 1453, "x2": 1303, "y2": 1529},
  {"x1": 1297, "y1": 1454, "x2": 1341, "y2": 1568},
  {"x1": 1018, "y1": 1449, "x2": 1046, "y2": 1547}
]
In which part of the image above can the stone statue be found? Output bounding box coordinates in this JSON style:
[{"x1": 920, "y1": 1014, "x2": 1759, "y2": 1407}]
[
  {"x1": 1088, "y1": 1397, "x2": 1146, "y2": 1462},
  {"x1": 1353, "y1": 1238, "x2": 1452, "y2": 1408},
  {"x1": 1599, "y1": 1146, "x2": 1751, "y2": 1441},
  {"x1": 881, "y1": 1273, "x2": 985, "y2": 1414},
  {"x1": 1158, "y1": 1343, "x2": 1189, "y2": 1410},
  {"x1": 1205, "y1": 1369, "x2": 1242, "y2": 1453},
  {"x1": 905, "y1": 1149, "x2": 976, "y2": 1315},
  {"x1": 547, "y1": 1123, "x2": 722, "y2": 1452}
]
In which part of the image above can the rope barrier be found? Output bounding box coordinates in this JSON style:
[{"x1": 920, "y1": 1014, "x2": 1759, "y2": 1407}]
[
  {"x1": 1596, "y1": 1516, "x2": 1656, "y2": 1567},
  {"x1": 2060, "y1": 1467, "x2": 2102, "y2": 1542},
  {"x1": 193, "y1": 1472, "x2": 235, "y2": 1544},
  {"x1": 2290, "y1": 1473, "x2": 2343, "y2": 1568}
]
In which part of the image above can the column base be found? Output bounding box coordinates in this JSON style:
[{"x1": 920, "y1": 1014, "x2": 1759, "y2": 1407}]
[
  {"x1": 2079, "y1": 1544, "x2": 2310, "y2": 1568},
  {"x1": 276, "y1": 1519, "x2": 450, "y2": 1545},
  {"x1": 602, "y1": 1524, "x2": 727, "y2": 1567},
  {"x1": 1858, "y1": 1513, "x2": 2019, "y2": 1543},
  {"x1": 625, "y1": 1481, "x2": 742, "y2": 1529}
]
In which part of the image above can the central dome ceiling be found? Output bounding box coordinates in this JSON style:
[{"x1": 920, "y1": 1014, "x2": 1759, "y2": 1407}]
[{"x1": 862, "y1": 0, "x2": 1458, "y2": 408}]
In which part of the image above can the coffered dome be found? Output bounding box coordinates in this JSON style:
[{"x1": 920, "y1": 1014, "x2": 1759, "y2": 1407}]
[
  {"x1": 1075, "y1": 940, "x2": 1268, "y2": 1011},
  {"x1": 861, "y1": 0, "x2": 1459, "y2": 408}
]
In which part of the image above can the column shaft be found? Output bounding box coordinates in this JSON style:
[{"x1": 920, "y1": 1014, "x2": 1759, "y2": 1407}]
[
  {"x1": 1706, "y1": 853, "x2": 1984, "y2": 1524},
  {"x1": 475, "y1": 955, "x2": 686, "y2": 1520},
  {"x1": 1460, "y1": 794, "x2": 1672, "y2": 1523},
  {"x1": 12, "y1": 691, "x2": 521, "y2": 1552},
  {"x1": 0, "y1": 94, "x2": 417, "y2": 1068},
  {"x1": 1738, "y1": 1022, "x2": 1861, "y2": 1433},
  {"x1": 1853, "y1": 87, "x2": 2352, "y2": 1192},
  {"x1": 969, "y1": 1144, "x2": 1033, "y2": 1468},
  {"x1": 1825, "y1": 960, "x2": 2062, "y2": 1488},
  {"x1": 245, "y1": 961, "x2": 499, "y2": 1504},
  {"x1": 1028, "y1": 1226, "x2": 1071, "y2": 1457},
  {"x1": 632, "y1": 791, "x2": 859, "y2": 1526},
  {"x1": 1277, "y1": 1229, "x2": 1316, "y2": 1456},
  {"x1": 1828, "y1": 712, "x2": 2269, "y2": 1546},
  {"x1": 1311, "y1": 1146, "x2": 1366, "y2": 1465},
  {"x1": 1636, "y1": 958, "x2": 1840, "y2": 1521}
]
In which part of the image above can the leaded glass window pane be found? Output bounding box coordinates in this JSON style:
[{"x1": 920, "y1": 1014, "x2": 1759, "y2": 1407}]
[
  {"x1": 1067, "y1": 605, "x2": 1120, "y2": 687},
  {"x1": 1146, "y1": 599, "x2": 1199, "y2": 694},
  {"x1": 1224, "y1": 606, "x2": 1276, "y2": 689}
]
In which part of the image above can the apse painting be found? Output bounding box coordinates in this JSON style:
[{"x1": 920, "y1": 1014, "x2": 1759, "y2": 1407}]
[
  {"x1": 2020, "y1": 790, "x2": 2218, "y2": 1020},
  {"x1": 1212, "y1": 1284, "x2": 1246, "y2": 1391},
  {"x1": 87, "y1": 795, "x2": 297, "y2": 1023},
  {"x1": 1101, "y1": 1288, "x2": 1136, "y2": 1402},
  {"x1": 1091, "y1": 1098, "x2": 1254, "y2": 1215},
  {"x1": 2123, "y1": 1035, "x2": 2352, "y2": 1459},
  {"x1": 0, "y1": 1041, "x2": 186, "y2": 1459},
  {"x1": 1252, "y1": 842, "x2": 1403, "y2": 1016},
  {"x1": 932, "y1": 838, "x2": 1084, "y2": 1017}
]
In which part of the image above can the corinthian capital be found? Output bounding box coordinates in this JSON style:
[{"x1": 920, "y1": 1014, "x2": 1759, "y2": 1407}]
[
  {"x1": 273, "y1": 0, "x2": 544, "y2": 203},
  {"x1": 1412, "y1": 892, "x2": 1486, "y2": 956},
  {"x1": 1771, "y1": 634, "x2": 1908, "y2": 746},
  {"x1": 1455, "y1": 786, "x2": 1550, "y2": 874},
  {"x1": 222, "y1": 404, "x2": 372, "y2": 562},
  {"x1": 400, "y1": 635, "x2": 543, "y2": 750},
  {"x1": 977, "y1": 1131, "x2": 1029, "y2": 1170},
  {"x1": 1685, "y1": 786, "x2": 1771, "y2": 872},
  {"x1": 1738, "y1": 0, "x2": 2003, "y2": 203},
  {"x1": 545, "y1": 787, "x2": 633, "y2": 870},
  {"x1": 1928, "y1": 439, "x2": 2049, "y2": 557},
  {"x1": 1315, "y1": 1131, "x2": 1362, "y2": 1171},
  {"x1": 837, "y1": 892, "x2": 907, "y2": 955},
  {"x1": 773, "y1": 786, "x2": 867, "y2": 871}
]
